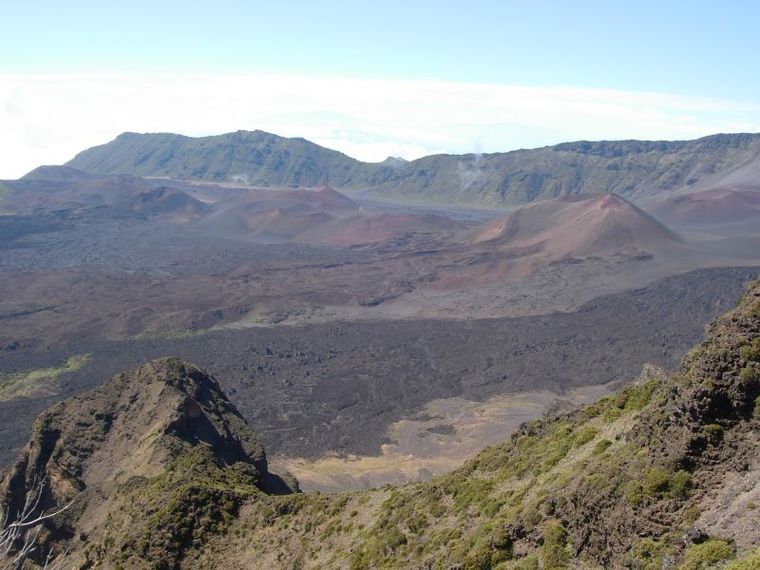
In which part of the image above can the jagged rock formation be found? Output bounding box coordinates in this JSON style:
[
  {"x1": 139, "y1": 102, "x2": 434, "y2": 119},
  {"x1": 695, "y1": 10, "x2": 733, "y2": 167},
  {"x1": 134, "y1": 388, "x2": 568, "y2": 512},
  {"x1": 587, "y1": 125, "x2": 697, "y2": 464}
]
[
  {"x1": 2, "y1": 281, "x2": 760, "y2": 568},
  {"x1": 0, "y1": 358, "x2": 295, "y2": 568},
  {"x1": 65, "y1": 131, "x2": 760, "y2": 205}
]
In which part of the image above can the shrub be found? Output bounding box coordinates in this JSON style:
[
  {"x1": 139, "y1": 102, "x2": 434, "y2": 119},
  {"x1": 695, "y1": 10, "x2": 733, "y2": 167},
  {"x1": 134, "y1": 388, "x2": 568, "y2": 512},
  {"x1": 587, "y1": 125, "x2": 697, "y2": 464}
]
[
  {"x1": 451, "y1": 477, "x2": 495, "y2": 513},
  {"x1": 739, "y1": 339, "x2": 760, "y2": 362},
  {"x1": 603, "y1": 407, "x2": 623, "y2": 423},
  {"x1": 572, "y1": 426, "x2": 599, "y2": 447},
  {"x1": 592, "y1": 439, "x2": 613, "y2": 455},
  {"x1": 541, "y1": 522, "x2": 569, "y2": 570},
  {"x1": 630, "y1": 538, "x2": 667, "y2": 570},
  {"x1": 644, "y1": 467, "x2": 671, "y2": 495},
  {"x1": 615, "y1": 380, "x2": 659, "y2": 412},
  {"x1": 723, "y1": 547, "x2": 760, "y2": 569},
  {"x1": 679, "y1": 538, "x2": 733, "y2": 569},
  {"x1": 506, "y1": 554, "x2": 539, "y2": 569},
  {"x1": 739, "y1": 367, "x2": 759, "y2": 382},
  {"x1": 701, "y1": 423, "x2": 724, "y2": 442},
  {"x1": 644, "y1": 467, "x2": 691, "y2": 498},
  {"x1": 624, "y1": 480, "x2": 644, "y2": 506},
  {"x1": 683, "y1": 505, "x2": 701, "y2": 524},
  {"x1": 669, "y1": 470, "x2": 692, "y2": 499}
]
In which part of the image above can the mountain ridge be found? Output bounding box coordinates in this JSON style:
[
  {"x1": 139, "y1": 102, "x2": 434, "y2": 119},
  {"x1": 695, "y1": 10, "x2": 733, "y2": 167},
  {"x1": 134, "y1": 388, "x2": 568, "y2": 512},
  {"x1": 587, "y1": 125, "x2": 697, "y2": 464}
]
[{"x1": 65, "y1": 131, "x2": 760, "y2": 206}]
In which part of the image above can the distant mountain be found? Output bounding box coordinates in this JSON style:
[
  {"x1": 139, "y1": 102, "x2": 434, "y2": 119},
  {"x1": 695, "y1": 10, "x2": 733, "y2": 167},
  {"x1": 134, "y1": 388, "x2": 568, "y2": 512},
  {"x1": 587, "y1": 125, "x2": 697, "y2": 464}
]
[
  {"x1": 66, "y1": 131, "x2": 760, "y2": 206},
  {"x1": 3, "y1": 280, "x2": 759, "y2": 568},
  {"x1": 21, "y1": 165, "x2": 95, "y2": 181},
  {"x1": 66, "y1": 130, "x2": 384, "y2": 189}
]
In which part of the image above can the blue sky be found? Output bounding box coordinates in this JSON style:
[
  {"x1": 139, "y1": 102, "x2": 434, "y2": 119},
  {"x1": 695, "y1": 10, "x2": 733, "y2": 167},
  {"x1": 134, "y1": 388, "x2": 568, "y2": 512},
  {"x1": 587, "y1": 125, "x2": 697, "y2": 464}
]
[
  {"x1": 4, "y1": 0, "x2": 759, "y2": 100},
  {"x1": 1, "y1": 1, "x2": 759, "y2": 177}
]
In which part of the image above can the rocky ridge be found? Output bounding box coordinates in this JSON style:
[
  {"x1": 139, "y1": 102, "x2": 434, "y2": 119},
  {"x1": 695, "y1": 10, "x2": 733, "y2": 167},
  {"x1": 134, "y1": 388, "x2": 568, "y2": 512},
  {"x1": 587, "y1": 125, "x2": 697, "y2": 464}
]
[
  {"x1": 1, "y1": 281, "x2": 759, "y2": 568},
  {"x1": 64, "y1": 131, "x2": 760, "y2": 206}
]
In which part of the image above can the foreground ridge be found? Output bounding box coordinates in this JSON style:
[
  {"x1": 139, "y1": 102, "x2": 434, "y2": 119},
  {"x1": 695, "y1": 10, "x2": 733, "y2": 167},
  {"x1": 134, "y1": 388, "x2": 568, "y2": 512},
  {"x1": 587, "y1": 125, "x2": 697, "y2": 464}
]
[
  {"x1": 2, "y1": 281, "x2": 759, "y2": 568},
  {"x1": 0, "y1": 358, "x2": 295, "y2": 568}
]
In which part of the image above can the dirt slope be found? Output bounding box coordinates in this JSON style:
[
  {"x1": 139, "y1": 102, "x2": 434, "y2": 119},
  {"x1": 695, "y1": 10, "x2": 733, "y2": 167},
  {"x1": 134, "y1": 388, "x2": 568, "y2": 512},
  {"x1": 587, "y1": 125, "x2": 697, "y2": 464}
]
[
  {"x1": 649, "y1": 188, "x2": 760, "y2": 226},
  {"x1": 471, "y1": 193, "x2": 680, "y2": 254}
]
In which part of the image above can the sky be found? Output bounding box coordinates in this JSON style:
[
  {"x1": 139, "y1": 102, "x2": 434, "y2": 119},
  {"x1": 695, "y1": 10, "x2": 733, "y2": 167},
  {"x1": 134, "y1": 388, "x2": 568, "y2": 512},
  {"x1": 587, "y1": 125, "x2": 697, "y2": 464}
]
[{"x1": 1, "y1": 0, "x2": 759, "y2": 178}]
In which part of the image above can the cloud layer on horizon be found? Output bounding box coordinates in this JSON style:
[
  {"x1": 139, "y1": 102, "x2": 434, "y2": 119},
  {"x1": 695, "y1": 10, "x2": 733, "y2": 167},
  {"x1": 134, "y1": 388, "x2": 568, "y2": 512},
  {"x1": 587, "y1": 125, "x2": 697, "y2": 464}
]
[{"x1": 2, "y1": 73, "x2": 760, "y2": 179}]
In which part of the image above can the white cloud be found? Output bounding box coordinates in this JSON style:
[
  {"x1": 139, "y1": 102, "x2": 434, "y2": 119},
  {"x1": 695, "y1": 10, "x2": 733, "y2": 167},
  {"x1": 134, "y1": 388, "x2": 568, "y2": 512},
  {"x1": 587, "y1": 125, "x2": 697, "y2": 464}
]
[{"x1": 1, "y1": 73, "x2": 759, "y2": 179}]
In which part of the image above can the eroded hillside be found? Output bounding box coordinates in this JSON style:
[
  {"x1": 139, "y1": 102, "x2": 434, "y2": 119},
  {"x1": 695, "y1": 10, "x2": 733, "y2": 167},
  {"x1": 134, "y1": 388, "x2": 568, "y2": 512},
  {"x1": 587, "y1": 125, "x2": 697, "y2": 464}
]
[{"x1": 2, "y1": 280, "x2": 759, "y2": 568}]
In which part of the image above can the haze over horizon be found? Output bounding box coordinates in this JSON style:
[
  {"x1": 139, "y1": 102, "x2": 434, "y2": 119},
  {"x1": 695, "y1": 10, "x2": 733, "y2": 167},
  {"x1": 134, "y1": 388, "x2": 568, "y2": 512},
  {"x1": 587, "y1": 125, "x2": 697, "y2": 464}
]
[{"x1": 2, "y1": 0, "x2": 760, "y2": 179}]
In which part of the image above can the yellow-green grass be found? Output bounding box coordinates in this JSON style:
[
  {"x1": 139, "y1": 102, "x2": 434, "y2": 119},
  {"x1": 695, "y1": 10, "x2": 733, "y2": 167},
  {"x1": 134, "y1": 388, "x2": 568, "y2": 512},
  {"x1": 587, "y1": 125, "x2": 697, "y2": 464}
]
[{"x1": 0, "y1": 354, "x2": 91, "y2": 400}]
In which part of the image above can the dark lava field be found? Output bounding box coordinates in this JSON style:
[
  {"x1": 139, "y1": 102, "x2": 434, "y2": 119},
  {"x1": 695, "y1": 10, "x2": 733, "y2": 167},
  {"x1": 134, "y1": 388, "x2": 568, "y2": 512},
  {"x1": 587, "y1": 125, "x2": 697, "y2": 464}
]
[
  {"x1": 2, "y1": 170, "x2": 760, "y2": 484},
  {"x1": 1, "y1": 265, "x2": 756, "y2": 467}
]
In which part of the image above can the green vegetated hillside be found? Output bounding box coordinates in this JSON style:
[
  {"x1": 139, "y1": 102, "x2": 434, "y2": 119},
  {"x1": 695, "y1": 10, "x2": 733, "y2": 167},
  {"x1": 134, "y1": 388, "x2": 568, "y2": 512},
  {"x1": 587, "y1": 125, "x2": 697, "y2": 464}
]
[
  {"x1": 2, "y1": 281, "x2": 760, "y2": 569},
  {"x1": 65, "y1": 131, "x2": 760, "y2": 205},
  {"x1": 65, "y1": 130, "x2": 378, "y2": 189}
]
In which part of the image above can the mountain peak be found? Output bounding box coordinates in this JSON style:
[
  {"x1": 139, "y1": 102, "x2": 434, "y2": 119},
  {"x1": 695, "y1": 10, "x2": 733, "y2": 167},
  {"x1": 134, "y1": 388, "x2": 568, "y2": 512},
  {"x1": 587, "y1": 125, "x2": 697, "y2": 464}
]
[{"x1": 0, "y1": 357, "x2": 295, "y2": 566}]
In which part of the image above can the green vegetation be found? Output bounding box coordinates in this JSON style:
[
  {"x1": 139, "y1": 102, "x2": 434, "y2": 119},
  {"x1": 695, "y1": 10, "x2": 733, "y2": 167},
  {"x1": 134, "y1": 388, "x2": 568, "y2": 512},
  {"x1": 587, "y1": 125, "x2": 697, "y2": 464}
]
[
  {"x1": 66, "y1": 131, "x2": 760, "y2": 206},
  {"x1": 107, "y1": 444, "x2": 264, "y2": 567},
  {"x1": 723, "y1": 547, "x2": 760, "y2": 569},
  {"x1": 630, "y1": 538, "x2": 668, "y2": 569},
  {"x1": 504, "y1": 555, "x2": 539, "y2": 570},
  {"x1": 571, "y1": 426, "x2": 598, "y2": 447},
  {"x1": 541, "y1": 522, "x2": 570, "y2": 570},
  {"x1": 615, "y1": 379, "x2": 660, "y2": 412},
  {"x1": 623, "y1": 480, "x2": 645, "y2": 506},
  {"x1": 0, "y1": 353, "x2": 90, "y2": 400},
  {"x1": 644, "y1": 467, "x2": 691, "y2": 499},
  {"x1": 739, "y1": 338, "x2": 760, "y2": 361},
  {"x1": 751, "y1": 298, "x2": 760, "y2": 317},
  {"x1": 592, "y1": 439, "x2": 613, "y2": 455},
  {"x1": 137, "y1": 328, "x2": 206, "y2": 340},
  {"x1": 678, "y1": 539, "x2": 734, "y2": 569},
  {"x1": 701, "y1": 423, "x2": 724, "y2": 442}
]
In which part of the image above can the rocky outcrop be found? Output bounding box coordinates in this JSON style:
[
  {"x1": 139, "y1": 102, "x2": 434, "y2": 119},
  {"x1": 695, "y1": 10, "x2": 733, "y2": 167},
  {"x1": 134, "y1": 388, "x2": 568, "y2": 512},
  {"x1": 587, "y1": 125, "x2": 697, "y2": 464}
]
[{"x1": 0, "y1": 357, "x2": 295, "y2": 568}]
